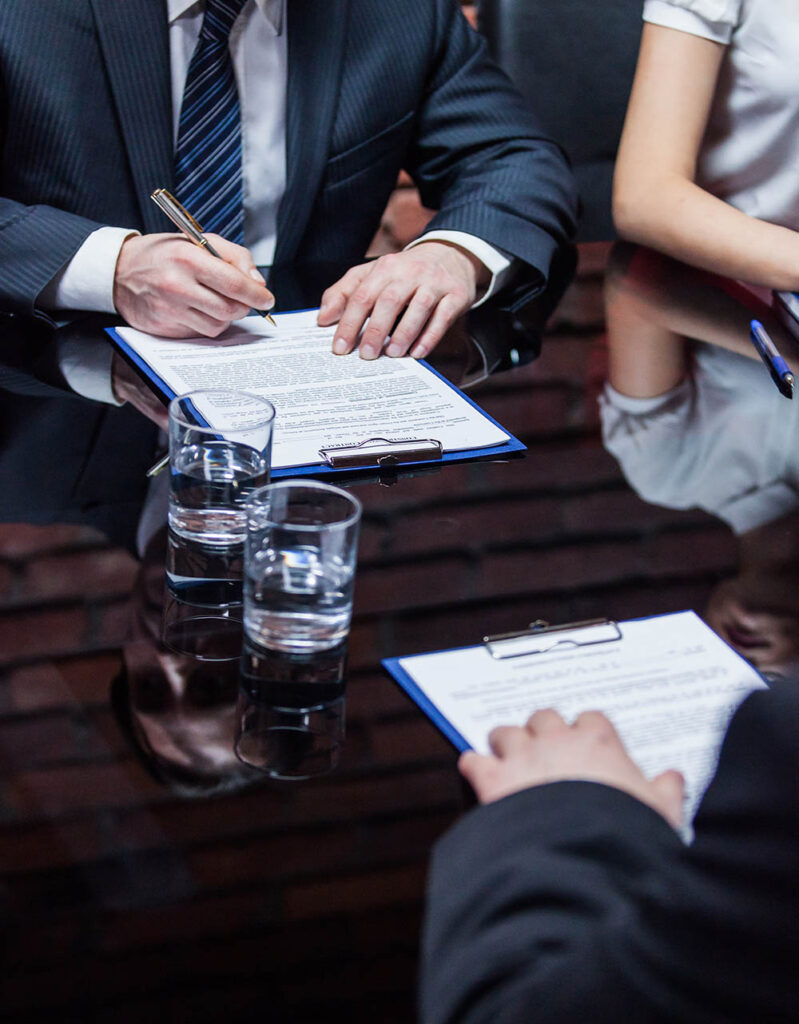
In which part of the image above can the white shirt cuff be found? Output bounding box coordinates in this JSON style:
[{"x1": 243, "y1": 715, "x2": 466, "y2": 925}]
[
  {"x1": 38, "y1": 226, "x2": 139, "y2": 314},
  {"x1": 405, "y1": 230, "x2": 516, "y2": 308},
  {"x1": 57, "y1": 334, "x2": 123, "y2": 406}
]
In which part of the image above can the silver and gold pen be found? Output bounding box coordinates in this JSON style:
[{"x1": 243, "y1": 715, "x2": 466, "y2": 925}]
[{"x1": 150, "y1": 187, "x2": 276, "y2": 326}]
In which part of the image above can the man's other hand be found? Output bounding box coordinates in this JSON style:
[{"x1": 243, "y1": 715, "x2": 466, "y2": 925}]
[
  {"x1": 459, "y1": 709, "x2": 685, "y2": 830},
  {"x1": 113, "y1": 233, "x2": 274, "y2": 337},
  {"x1": 317, "y1": 241, "x2": 489, "y2": 360}
]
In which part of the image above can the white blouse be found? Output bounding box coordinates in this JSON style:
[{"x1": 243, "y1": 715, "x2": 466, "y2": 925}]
[{"x1": 643, "y1": 0, "x2": 799, "y2": 230}]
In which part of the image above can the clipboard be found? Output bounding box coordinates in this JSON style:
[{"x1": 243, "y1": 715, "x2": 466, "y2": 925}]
[
  {"x1": 381, "y1": 610, "x2": 767, "y2": 767},
  {"x1": 106, "y1": 318, "x2": 526, "y2": 479},
  {"x1": 383, "y1": 617, "x2": 625, "y2": 752}
]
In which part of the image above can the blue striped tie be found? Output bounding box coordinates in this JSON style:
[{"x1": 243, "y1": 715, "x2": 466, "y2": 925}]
[{"x1": 174, "y1": 0, "x2": 248, "y2": 244}]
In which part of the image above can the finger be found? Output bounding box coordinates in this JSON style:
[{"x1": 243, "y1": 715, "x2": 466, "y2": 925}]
[
  {"x1": 356, "y1": 283, "x2": 417, "y2": 360},
  {"x1": 185, "y1": 281, "x2": 253, "y2": 324},
  {"x1": 383, "y1": 286, "x2": 439, "y2": 358},
  {"x1": 525, "y1": 708, "x2": 568, "y2": 735},
  {"x1": 458, "y1": 750, "x2": 500, "y2": 803},
  {"x1": 173, "y1": 305, "x2": 235, "y2": 339},
  {"x1": 329, "y1": 264, "x2": 395, "y2": 355},
  {"x1": 193, "y1": 249, "x2": 274, "y2": 313},
  {"x1": 651, "y1": 770, "x2": 686, "y2": 829},
  {"x1": 488, "y1": 724, "x2": 530, "y2": 758},
  {"x1": 573, "y1": 710, "x2": 618, "y2": 740},
  {"x1": 318, "y1": 264, "x2": 372, "y2": 328},
  {"x1": 408, "y1": 290, "x2": 471, "y2": 359},
  {"x1": 206, "y1": 235, "x2": 266, "y2": 285}
]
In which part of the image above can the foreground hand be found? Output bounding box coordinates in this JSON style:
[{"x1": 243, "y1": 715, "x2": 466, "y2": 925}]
[
  {"x1": 317, "y1": 241, "x2": 488, "y2": 360},
  {"x1": 459, "y1": 709, "x2": 685, "y2": 830},
  {"x1": 113, "y1": 233, "x2": 274, "y2": 338}
]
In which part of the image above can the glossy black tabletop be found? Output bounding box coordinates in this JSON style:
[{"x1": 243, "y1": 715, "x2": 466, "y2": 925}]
[{"x1": 1, "y1": 247, "x2": 796, "y2": 1021}]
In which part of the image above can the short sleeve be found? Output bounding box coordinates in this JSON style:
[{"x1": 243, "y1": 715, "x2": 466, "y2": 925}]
[{"x1": 642, "y1": 0, "x2": 743, "y2": 44}]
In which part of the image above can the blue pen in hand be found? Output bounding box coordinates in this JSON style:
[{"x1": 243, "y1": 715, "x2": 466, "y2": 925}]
[{"x1": 750, "y1": 319, "x2": 794, "y2": 399}]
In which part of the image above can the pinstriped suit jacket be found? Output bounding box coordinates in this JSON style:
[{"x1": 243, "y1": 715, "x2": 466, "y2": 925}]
[{"x1": 0, "y1": 0, "x2": 577, "y2": 316}]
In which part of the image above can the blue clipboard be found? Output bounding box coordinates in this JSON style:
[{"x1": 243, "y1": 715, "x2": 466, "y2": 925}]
[
  {"x1": 382, "y1": 653, "x2": 472, "y2": 752},
  {"x1": 106, "y1": 319, "x2": 526, "y2": 478},
  {"x1": 382, "y1": 612, "x2": 769, "y2": 755}
]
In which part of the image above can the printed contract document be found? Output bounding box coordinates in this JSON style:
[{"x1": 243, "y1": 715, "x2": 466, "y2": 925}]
[
  {"x1": 111, "y1": 311, "x2": 514, "y2": 470},
  {"x1": 384, "y1": 611, "x2": 766, "y2": 825}
]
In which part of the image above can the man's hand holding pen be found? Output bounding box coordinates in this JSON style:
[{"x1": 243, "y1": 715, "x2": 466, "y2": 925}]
[{"x1": 113, "y1": 232, "x2": 274, "y2": 338}]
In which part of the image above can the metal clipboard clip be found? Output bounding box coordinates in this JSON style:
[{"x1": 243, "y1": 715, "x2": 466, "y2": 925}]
[
  {"x1": 483, "y1": 618, "x2": 621, "y2": 660},
  {"x1": 318, "y1": 436, "x2": 443, "y2": 469}
]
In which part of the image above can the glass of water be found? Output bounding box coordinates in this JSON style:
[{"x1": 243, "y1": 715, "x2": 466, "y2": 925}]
[
  {"x1": 244, "y1": 480, "x2": 362, "y2": 653},
  {"x1": 168, "y1": 389, "x2": 275, "y2": 603}
]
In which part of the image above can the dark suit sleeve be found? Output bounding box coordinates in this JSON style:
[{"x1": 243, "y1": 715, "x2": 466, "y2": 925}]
[
  {"x1": 420, "y1": 684, "x2": 799, "y2": 1024},
  {"x1": 0, "y1": 197, "x2": 105, "y2": 316},
  {"x1": 406, "y1": 0, "x2": 578, "y2": 301}
]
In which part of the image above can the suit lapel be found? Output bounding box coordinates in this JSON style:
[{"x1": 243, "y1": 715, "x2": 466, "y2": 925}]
[
  {"x1": 89, "y1": 0, "x2": 174, "y2": 233},
  {"x1": 274, "y1": 0, "x2": 351, "y2": 261}
]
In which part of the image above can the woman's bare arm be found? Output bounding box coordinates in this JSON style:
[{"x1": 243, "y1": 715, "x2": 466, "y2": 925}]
[{"x1": 613, "y1": 23, "x2": 799, "y2": 292}]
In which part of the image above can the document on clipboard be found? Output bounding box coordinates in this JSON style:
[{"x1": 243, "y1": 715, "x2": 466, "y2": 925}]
[
  {"x1": 107, "y1": 310, "x2": 524, "y2": 477},
  {"x1": 383, "y1": 610, "x2": 767, "y2": 824}
]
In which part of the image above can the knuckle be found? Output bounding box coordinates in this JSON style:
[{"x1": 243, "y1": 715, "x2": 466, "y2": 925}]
[
  {"x1": 382, "y1": 287, "x2": 404, "y2": 306},
  {"x1": 414, "y1": 287, "x2": 437, "y2": 310},
  {"x1": 352, "y1": 285, "x2": 374, "y2": 306}
]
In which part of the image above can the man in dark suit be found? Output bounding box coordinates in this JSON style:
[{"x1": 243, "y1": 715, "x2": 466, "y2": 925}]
[
  {"x1": 0, "y1": 0, "x2": 576, "y2": 360},
  {"x1": 421, "y1": 686, "x2": 799, "y2": 1022}
]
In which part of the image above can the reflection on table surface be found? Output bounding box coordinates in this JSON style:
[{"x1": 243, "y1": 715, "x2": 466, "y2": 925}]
[{"x1": 1, "y1": 246, "x2": 797, "y2": 1020}]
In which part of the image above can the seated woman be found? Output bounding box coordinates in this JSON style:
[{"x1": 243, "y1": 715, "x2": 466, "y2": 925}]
[{"x1": 613, "y1": 0, "x2": 799, "y2": 291}]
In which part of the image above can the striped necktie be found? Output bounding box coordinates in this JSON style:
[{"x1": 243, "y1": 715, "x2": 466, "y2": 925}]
[{"x1": 174, "y1": 0, "x2": 248, "y2": 244}]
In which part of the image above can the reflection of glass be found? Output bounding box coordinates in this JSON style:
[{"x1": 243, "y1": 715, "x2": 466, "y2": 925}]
[
  {"x1": 244, "y1": 480, "x2": 361, "y2": 653},
  {"x1": 161, "y1": 588, "x2": 243, "y2": 659},
  {"x1": 167, "y1": 389, "x2": 275, "y2": 604},
  {"x1": 235, "y1": 638, "x2": 347, "y2": 779}
]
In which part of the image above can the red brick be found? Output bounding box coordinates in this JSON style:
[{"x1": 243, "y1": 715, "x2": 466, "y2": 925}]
[
  {"x1": 0, "y1": 606, "x2": 93, "y2": 664},
  {"x1": 473, "y1": 383, "x2": 573, "y2": 439},
  {"x1": 0, "y1": 713, "x2": 113, "y2": 770},
  {"x1": 478, "y1": 538, "x2": 645, "y2": 597},
  {"x1": 0, "y1": 523, "x2": 105, "y2": 558},
  {"x1": 562, "y1": 488, "x2": 711, "y2": 535},
  {"x1": 650, "y1": 528, "x2": 738, "y2": 578},
  {"x1": 475, "y1": 438, "x2": 623, "y2": 493},
  {"x1": 16, "y1": 549, "x2": 137, "y2": 604},
  {"x1": 284, "y1": 862, "x2": 428, "y2": 920},
  {"x1": 483, "y1": 334, "x2": 600, "y2": 388},
  {"x1": 354, "y1": 554, "x2": 474, "y2": 614},
  {"x1": 382, "y1": 494, "x2": 563, "y2": 557},
  {"x1": 3, "y1": 758, "x2": 168, "y2": 819},
  {"x1": 387, "y1": 594, "x2": 575, "y2": 659},
  {"x1": 367, "y1": 716, "x2": 454, "y2": 765},
  {"x1": 0, "y1": 563, "x2": 16, "y2": 601}
]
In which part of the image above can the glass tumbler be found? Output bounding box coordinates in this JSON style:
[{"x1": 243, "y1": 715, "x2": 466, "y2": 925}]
[
  {"x1": 244, "y1": 480, "x2": 362, "y2": 653},
  {"x1": 167, "y1": 389, "x2": 275, "y2": 604}
]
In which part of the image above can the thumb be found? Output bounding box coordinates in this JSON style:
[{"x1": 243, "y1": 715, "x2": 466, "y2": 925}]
[{"x1": 651, "y1": 770, "x2": 686, "y2": 830}]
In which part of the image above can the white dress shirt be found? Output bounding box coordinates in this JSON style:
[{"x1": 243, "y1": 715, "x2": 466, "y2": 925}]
[
  {"x1": 643, "y1": 0, "x2": 799, "y2": 230},
  {"x1": 43, "y1": 0, "x2": 511, "y2": 319}
]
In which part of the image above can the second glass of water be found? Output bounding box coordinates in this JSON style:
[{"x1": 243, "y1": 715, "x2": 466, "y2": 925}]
[
  {"x1": 244, "y1": 480, "x2": 362, "y2": 653},
  {"x1": 168, "y1": 389, "x2": 275, "y2": 603}
]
